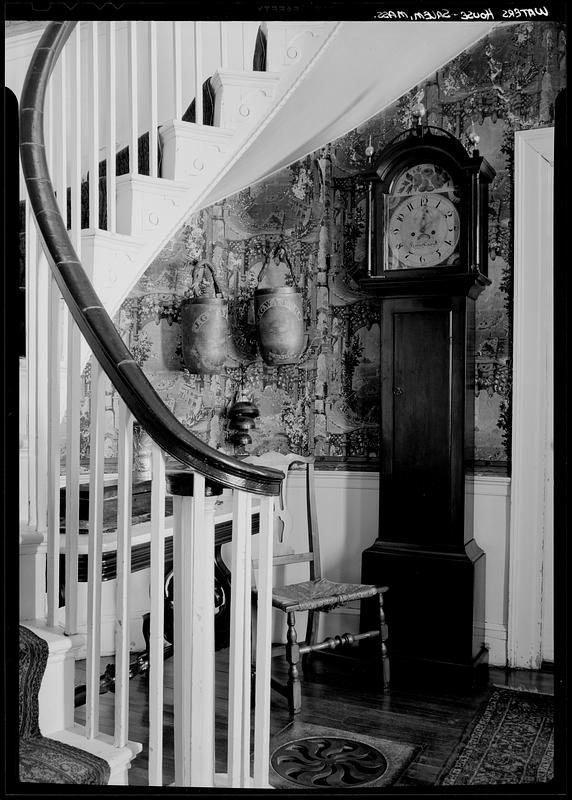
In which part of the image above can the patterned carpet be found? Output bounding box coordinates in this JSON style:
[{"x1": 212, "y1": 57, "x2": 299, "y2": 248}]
[
  {"x1": 268, "y1": 721, "x2": 418, "y2": 789},
  {"x1": 437, "y1": 686, "x2": 554, "y2": 786},
  {"x1": 19, "y1": 626, "x2": 110, "y2": 785}
]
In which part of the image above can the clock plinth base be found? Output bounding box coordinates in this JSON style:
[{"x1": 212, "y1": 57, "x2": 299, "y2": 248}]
[{"x1": 360, "y1": 539, "x2": 487, "y2": 690}]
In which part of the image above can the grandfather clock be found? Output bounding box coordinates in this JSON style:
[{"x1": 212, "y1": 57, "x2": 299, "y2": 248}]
[{"x1": 357, "y1": 122, "x2": 495, "y2": 685}]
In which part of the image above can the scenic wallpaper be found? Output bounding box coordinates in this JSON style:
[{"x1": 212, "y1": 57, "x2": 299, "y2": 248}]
[{"x1": 79, "y1": 21, "x2": 564, "y2": 471}]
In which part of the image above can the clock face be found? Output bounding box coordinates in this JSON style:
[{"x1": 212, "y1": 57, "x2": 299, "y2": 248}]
[
  {"x1": 383, "y1": 161, "x2": 462, "y2": 270},
  {"x1": 388, "y1": 192, "x2": 460, "y2": 268}
]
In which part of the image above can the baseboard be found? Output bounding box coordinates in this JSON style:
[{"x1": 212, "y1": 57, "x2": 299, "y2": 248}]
[{"x1": 483, "y1": 621, "x2": 508, "y2": 667}]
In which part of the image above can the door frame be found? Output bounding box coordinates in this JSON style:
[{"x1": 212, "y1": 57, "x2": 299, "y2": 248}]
[{"x1": 508, "y1": 127, "x2": 554, "y2": 669}]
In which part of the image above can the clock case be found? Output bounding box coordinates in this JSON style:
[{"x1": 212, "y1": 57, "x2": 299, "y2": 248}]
[
  {"x1": 358, "y1": 124, "x2": 495, "y2": 298},
  {"x1": 356, "y1": 126, "x2": 497, "y2": 687}
]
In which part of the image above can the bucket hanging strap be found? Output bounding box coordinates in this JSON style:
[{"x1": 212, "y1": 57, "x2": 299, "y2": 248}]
[
  {"x1": 192, "y1": 259, "x2": 225, "y2": 298},
  {"x1": 257, "y1": 244, "x2": 297, "y2": 287}
]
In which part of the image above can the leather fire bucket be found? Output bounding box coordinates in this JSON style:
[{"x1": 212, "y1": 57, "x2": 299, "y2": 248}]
[
  {"x1": 181, "y1": 261, "x2": 228, "y2": 374},
  {"x1": 254, "y1": 285, "x2": 304, "y2": 366}
]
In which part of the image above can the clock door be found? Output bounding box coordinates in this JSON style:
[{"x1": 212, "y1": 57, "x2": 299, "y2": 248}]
[{"x1": 380, "y1": 295, "x2": 466, "y2": 549}]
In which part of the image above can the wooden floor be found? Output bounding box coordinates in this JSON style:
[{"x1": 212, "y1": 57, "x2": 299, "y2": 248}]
[{"x1": 75, "y1": 648, "x2": 554, "y2": 787}]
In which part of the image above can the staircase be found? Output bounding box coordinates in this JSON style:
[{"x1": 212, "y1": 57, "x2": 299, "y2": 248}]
[{"x1": 17, "y1": 19, "x2": 301, "y2": 787}]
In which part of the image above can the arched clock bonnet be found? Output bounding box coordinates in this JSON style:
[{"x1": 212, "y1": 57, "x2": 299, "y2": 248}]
[{"x1": 360, "y1": 125, "x2": 496, "y2": 297}]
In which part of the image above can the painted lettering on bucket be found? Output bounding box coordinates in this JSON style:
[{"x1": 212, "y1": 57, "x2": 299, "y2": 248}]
[
  {"x1": 256, "y1": 296, "x2": 303, "y2": 321},
  {"x1": 191, "y1": 306, "x2": 228, "y2": 332}
]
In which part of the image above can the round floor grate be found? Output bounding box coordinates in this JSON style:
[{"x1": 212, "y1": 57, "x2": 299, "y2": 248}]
[{"x1": 270, "y1": 735, "x2": 388, "y2": 788}]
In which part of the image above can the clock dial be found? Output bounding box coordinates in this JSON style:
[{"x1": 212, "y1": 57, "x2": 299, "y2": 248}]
[{"x1": 388, "y1": 192, "x2": 460, "y2": 268}]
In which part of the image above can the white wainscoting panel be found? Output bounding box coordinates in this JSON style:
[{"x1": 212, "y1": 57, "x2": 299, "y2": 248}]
[
  {"x1": 272, "y1": 470, "x2": 510, "y2": 666},
  {"x1": 44, "y1": 470, "x2": 511, "y2": 666}
]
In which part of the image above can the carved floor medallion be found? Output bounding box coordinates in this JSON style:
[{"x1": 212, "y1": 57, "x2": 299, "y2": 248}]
[
  {"x1": 271, "y1": 735, "x2": 388, "y2": 788},
  {"x1": 268, "y1": 722, "x2": 418, "y2": 790}
]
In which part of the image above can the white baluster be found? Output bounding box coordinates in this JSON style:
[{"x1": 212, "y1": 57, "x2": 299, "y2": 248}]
[
  {"x1": 37, "y1": 75, "x2": 54, "y2": 544},
  {"x1": 253, "y1": 494, "x2": 275, "y2": 787},
  {"x1": 25, "y1": 204, "x2": 38, "y2": 529},
  {"x1": 172, "y1": 490, "x2": 192, "y2": 786},
  {"x1": 85, "y1": 359, "x2": 106, "y2": 739},
  {"x1": 228, "y1": 489, "x2": 253, "y2": 787},
  {"x1": 114, "y1": 401, "x2": 133, "y2": 748},
  {"x1": 63, "y1": 24, "x2": 83, "y2": 635},
  {"x1": 241, "y1": 22, "x2": 247, "y2": 71},
  {"x1": 35, "y1": 247, "x2": 50, "y2": 536},
  {"x1": 148, "y1": 443, "x2": 166, "y2": 785},
  {"x1": 46, "y1": 274, "x2": 61, "y2": 628},
  {"x1": 55, "y1": 51, "x2": 67, "y2": 221},
  {"x1": 56, "y1": 49, "x2": 69, "y2": 358},
  {"x1": 89, "y1": 21, "x2": 100, "y2": 229},
  {"x1": 149, "y1": 21, "x2": 158, "y2": 178},
  {"x1": 70, "y1": 24, "x2": 82, "y2": 246},
  {"x1": 173, "y1": 22, "x2": 182, "y2": 119},
  {"x1": 172, "y1": 472, "x2": 215, "y2": 787},
  {"x1": 107, "y1": 21, "x2": 117, "y2": 232},
  {"x1": 64, "y1": 312, "x2": 81, "y2": 635},
  {"x1": 194, "y1": 22, "x2": 203, "y2": 125},
  {"x1": 128, "y1": 21, "x2": 139, "y2": 175},
  {"x1": 219, "y1": 21, "x2": 228, "y2": 70}
]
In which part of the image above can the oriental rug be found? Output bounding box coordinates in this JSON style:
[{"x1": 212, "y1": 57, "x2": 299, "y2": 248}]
[
  {"x1": 437, "y1": 686, "x2": 554, "y2": 786},
  {"x1": 268, "y1": 721, "x2": 419, "y2": 789}
]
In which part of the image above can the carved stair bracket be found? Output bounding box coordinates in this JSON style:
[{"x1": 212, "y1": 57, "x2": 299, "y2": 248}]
[
  {"x1": 211, "y1": 70, "x2": 279, "y2": 131},
  {"x1": 159, "y1": 120, "x2": 235, "y2": 184},
  {"x1": 115, "y1": 173, "x2": 190, "y2": 237}
]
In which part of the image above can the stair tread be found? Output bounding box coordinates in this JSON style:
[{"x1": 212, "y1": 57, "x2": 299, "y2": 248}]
[
  {"x1": 116, "y1": 172, "x2": 191, "y2": 191},
  {"x1": 81, "y1": 228, "x2": 147, "y2": 246},
  {"x1": 160, "y1": 118, "x2": 236, "y2": 139},
  {"x1": 19, "y1": 735, "x2": 112, "y2": 785},
  {"x1": 49, "y1": 725, "x2": 142, "y2": 765}
]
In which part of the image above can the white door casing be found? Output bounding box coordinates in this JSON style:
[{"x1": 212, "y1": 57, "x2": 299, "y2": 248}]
[{"x1": 508, "y1": 127, "x2": 554, "y2": 669}]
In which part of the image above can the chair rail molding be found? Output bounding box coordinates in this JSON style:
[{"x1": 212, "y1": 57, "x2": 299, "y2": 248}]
[{"x1": 508, "y1": 127, "x2": 554, "y2": 669}]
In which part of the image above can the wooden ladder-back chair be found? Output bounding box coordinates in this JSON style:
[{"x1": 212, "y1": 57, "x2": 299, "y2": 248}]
[{"x1": 244, "y1": 452, "x2": 390, "y2": 715}]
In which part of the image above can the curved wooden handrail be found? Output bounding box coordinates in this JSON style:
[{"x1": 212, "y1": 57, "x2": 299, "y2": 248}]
[{"x1": 20, "y1": 21, "x2": 282, "y2": 496}]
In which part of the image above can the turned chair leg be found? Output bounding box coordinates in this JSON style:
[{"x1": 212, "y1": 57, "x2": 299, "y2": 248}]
[
  {"x1": 286, "y1": 610, "x2": 302, "y2": 715},
  {"x1": 301, "y1": 609, "x2": 317, "y2": 680},
  {"x1": 378, "y1": 594, "x2": 390, "y2": 691}
]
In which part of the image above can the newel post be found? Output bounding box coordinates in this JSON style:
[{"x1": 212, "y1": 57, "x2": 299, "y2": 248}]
[{"x1": 166, "y1": 470, "x2": 224, "y2": 787}]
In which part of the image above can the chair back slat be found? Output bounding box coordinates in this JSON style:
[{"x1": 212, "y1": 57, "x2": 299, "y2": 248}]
[
  {"x1": 252, "y1": 551, "x2": 313, "y2": 569},
  {"x1": 244, "y1": 451, "x2": 315, "y2": 556}
]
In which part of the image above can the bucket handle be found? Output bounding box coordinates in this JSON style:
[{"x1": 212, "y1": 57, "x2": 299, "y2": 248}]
[
  {"x1": 191, "y1": 259, "x2": 226, "y2": 299},
  {"x1": 257, "y1": 244, "x2": 297, "y2": 288}
]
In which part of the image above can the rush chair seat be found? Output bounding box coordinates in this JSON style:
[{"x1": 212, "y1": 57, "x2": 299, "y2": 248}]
[{"x1": 244, "y1": 452, "x2": 389, "y2": 716}]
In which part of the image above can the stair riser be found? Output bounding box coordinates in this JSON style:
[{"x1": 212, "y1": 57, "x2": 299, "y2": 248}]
[{"x1": 38, "y1": 642, "x2": 75, "y2": 735}]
